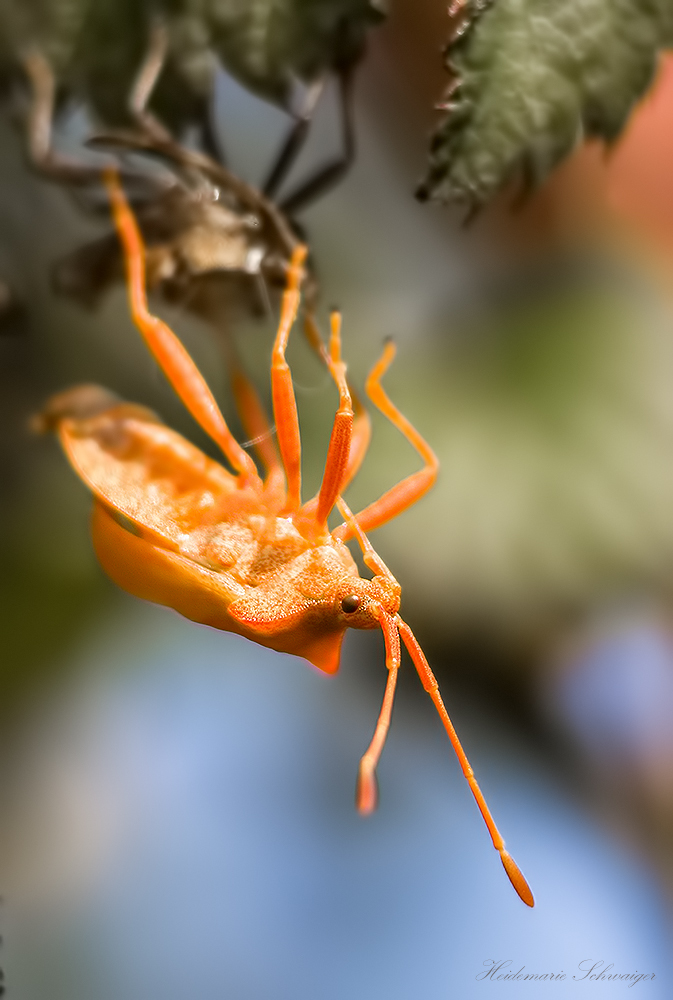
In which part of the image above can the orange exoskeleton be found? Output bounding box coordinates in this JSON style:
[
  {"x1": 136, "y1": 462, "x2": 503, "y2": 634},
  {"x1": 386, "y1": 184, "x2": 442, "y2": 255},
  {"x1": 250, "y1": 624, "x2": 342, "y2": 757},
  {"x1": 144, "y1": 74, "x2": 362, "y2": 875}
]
[{"x1": 39, "y1": 169, "x2": 534, "y2": 907}]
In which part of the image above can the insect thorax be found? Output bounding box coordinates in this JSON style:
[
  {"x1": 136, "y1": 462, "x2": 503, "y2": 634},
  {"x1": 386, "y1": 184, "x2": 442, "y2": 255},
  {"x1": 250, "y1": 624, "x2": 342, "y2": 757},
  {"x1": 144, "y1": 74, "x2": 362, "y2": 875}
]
[{"x1": 179, "y1": 511, "x2": 359, "y2": 595}]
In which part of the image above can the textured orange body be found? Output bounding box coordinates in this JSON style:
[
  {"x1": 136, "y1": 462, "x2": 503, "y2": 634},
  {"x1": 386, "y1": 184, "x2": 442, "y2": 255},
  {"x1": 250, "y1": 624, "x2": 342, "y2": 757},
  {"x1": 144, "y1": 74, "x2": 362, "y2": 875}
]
[
  {"x1": 40, "y1": 170, "x2": 534, "y2": 907},
  {"x1": 41, "y1": 387, "x2": 383, "y2": 674}
]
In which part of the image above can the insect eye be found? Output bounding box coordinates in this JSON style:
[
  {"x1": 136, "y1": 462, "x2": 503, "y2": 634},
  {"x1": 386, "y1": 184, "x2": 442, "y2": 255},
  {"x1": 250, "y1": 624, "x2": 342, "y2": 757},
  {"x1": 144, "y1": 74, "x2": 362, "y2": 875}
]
[{"x1": 341, "y1": 595, "x2": 360, "y2": 614}]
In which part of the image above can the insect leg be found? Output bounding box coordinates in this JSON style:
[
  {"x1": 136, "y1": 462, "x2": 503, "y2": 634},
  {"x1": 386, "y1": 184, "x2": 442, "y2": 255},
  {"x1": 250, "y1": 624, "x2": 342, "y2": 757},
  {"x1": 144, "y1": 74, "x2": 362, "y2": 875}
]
[
  {"x1": 332, "y1": 340, "x2": 438, "y2": 541},
  {"x1": 128, "y1": 19, "x2": 222, "y2": 161},
  {"x1": 341, "y1": 384, "x2": 372, "y2": 491},
  {"x1": 397, "y1": 618, "x2": 535, "y2": 907},
  {"x1": 262, "y1": 80, "x2": 324, "y2": 198},
  {"x1": 303, "y1": 312, "x2": 371, "y2": 501},
  {"x1": 271, "y1": 245, "x2": 308, "y2": 512},
  {"x1": 280, "y1": 68, "x2": 355, "y2": 216},
  {"x1": 299, "y1": 311, "x2": 371, "y2": 527},
  {"x1": 21, "y1": 49, "x2": 104, "y2": 185},
  {"x1": 103, "y1": 167, "x2": 261, "y2": 487},
  {"x1": 308, "y1": 311, "x2": 356, "y2": 526},
  {"x1": 128, "y1": 18, "x2": 173, "y2": 142},
  {"x1": 22, "y1": 48, "x2": 53, "y2": 167}
]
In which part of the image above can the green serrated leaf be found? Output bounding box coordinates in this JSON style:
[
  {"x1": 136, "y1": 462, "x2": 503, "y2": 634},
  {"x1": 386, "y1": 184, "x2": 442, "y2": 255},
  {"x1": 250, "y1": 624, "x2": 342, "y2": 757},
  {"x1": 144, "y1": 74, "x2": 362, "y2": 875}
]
[
  {"x1": 419, "y1": 0, "x2": 673, "y2": 211},
  {"x1": 0, "y1": 1, "x2": 386, "y2": 125},
  {"x1": 200, "y1": 0, "x2": 387, "y2": 105}
]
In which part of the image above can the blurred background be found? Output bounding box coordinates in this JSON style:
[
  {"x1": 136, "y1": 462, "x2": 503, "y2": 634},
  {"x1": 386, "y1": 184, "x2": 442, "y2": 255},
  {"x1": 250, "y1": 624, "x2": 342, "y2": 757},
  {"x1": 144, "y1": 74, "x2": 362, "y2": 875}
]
[{"x1": 1, "y1": 0, "x2": 673, "y2": 996}]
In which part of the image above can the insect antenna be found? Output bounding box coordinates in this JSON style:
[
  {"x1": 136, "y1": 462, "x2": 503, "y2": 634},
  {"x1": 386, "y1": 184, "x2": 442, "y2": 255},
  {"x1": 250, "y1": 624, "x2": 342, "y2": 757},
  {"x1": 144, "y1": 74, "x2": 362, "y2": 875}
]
[
  {"x1": 355, "y1": 608, "x2": 400, "y2": 814},
  {"x1": 337, "y1": 497, "x2": 534, "y2": 907},
  {"x1": 337, "y1": 497, "x2": 402, "y2": 812},
  {"x1": 396, "y1": 619, "x2": 535, "y2": 907}
]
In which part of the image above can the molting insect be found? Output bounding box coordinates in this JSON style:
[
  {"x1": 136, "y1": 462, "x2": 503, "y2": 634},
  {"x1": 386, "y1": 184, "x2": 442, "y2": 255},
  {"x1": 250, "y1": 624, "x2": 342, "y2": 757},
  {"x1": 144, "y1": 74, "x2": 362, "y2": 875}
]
[
  {"x1": 53, "y1": 126, "x2": 312, "y2": 330},
  {"x1": 39, "y1": 169, "x2": 534, "y2": 907}
]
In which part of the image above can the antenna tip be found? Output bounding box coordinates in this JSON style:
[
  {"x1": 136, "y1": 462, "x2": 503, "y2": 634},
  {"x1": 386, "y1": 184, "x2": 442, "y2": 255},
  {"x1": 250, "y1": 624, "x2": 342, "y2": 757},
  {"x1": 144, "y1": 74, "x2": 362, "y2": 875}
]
[
  {"x1": 355, "y1": 762, "x2": 379, "y2": 815},
  {"x1": 500, "y1": 850, "x2": 535, "y2": 907}
]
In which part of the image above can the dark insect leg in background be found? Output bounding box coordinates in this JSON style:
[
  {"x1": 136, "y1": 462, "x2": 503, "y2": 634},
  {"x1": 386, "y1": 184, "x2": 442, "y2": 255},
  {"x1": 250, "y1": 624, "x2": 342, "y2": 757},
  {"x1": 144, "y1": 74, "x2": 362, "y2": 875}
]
[{"x1": 279, "y1": 68, "x2": 356, "y2": 216}]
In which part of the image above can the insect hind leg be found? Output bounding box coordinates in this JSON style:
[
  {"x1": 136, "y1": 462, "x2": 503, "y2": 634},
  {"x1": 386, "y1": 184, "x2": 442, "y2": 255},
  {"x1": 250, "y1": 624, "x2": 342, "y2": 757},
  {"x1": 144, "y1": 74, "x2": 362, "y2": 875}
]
[{"x1": 333, "y1": 340, "x2": 438, "y2": 541}]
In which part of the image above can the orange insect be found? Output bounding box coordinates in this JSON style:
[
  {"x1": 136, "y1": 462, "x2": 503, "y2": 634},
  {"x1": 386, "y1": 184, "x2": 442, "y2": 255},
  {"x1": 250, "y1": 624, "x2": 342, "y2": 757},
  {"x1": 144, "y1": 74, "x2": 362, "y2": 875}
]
[{"x1": 39, "y1": 168, "x2": 534, "y2": 907}]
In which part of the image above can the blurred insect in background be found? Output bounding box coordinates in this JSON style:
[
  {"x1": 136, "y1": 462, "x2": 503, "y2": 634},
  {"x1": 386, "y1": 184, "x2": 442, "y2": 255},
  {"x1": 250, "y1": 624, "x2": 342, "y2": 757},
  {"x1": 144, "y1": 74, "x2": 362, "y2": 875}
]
[
  {"x1": 2, "y1": 2, "x2": 386, "y2": 405},
  {"x1": 38, "y1": 170, "x2": 534, "y2": 907},
  {"x1": 10, "y1": 0, "x2": 384, "y2": 351},
  {"x1": 52, "y1": 126, "x2": 314, "y2": 331}
]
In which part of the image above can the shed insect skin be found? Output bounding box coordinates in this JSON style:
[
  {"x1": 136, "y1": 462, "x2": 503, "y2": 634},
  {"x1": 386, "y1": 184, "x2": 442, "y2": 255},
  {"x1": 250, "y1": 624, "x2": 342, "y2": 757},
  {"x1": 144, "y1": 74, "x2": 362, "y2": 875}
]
[
  {"x1": 31, "y1": 15, "x2": 354, "y2": 327},
  {"x1": 53, "y1": 125, "x2": 311, "y2": 330},
  {"x1": 39, "y1": 169, "x2": 534, "y2": 908}
]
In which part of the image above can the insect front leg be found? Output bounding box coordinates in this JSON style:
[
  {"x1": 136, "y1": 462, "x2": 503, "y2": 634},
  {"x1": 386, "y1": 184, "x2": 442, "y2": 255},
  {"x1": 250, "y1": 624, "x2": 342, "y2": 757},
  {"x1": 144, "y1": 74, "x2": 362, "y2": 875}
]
[
  {"x1": 397, "y1": 618, "x2": 535, "y2": 908},
  {"x1": 310, "y1": 311, "x2": 355, "y2": 528},
  {"x1": 280, "y1": 68, "x2": 355, "y2": 216},
  {"x1": 302, "y1": 312, "x2": 371, "y2": 517},
  {"x1": 103, "y1": 168, "x2": 261, "y2": 488},
  {"x1": 262, "y1": 79, "x2": 324, "y2": 198},
  {"x1": 128, "y1": 17, "x2": 173, "y2": 144},
  {"x1": 271, "y1": 245, "x2": 308, "y2": 513}
]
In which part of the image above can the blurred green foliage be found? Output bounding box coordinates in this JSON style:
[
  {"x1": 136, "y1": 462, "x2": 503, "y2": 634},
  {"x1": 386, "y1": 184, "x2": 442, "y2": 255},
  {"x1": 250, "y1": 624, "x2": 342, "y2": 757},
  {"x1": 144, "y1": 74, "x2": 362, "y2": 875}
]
[
  {"x1": 363, "y1": 259, "x2": 673, "y2": 648},
  {"x1": 0, "y1": 0, "x2": 386, "y2": 133},
  {"x1": 419, "y1": 0, "x2": 673, "y2": 210}
]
